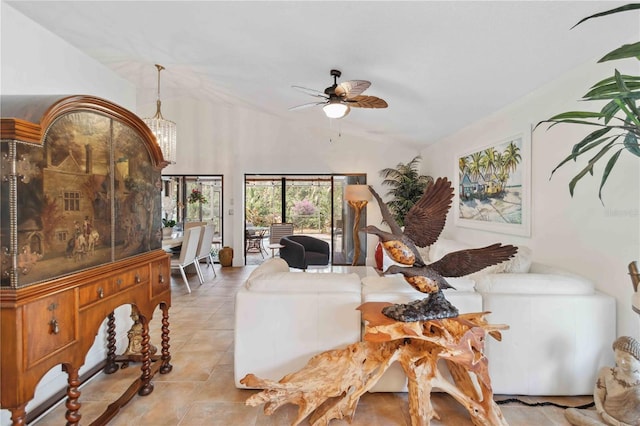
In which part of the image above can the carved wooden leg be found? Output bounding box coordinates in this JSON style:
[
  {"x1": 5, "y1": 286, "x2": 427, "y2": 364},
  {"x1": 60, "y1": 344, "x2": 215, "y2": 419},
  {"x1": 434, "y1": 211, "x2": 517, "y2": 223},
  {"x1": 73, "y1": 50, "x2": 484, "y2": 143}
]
[
  {"x1": 103, "y1": 311, "x2": 119, "y2": 374},
  {"x1": 159, "y1": 302, "x2": 173, "y2": 374},
  {"x1": 138, "y1": 315, "x2": 154, "y2": 396},
  {"x1": 9, "y1": 403, "x2": 27, "y2": 426},
  {"x1": 62, "y1": 364, "x2": 82, "y2": 425}
]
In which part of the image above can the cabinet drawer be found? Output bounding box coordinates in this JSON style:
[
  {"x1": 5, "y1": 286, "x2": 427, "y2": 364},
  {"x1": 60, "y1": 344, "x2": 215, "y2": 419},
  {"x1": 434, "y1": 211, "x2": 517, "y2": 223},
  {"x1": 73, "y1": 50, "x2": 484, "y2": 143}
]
[
  {"x1": 78, "y1": 280, "x2": 114, "y2": 308},
  {"x1": 112, "y1": 266, "x2": 149, "y2": 291},
  {"x1": 151, "y1": 258, "x2": 170, "y2": 297},
  {"x1": 24, "y1": 289, "x2": 76, "y2": 367}
]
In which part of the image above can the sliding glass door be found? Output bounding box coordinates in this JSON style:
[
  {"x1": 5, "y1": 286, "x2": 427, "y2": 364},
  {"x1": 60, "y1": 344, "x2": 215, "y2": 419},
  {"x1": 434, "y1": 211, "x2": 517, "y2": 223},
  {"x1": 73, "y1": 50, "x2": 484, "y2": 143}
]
[{"x1": 244, "y1": 174, "x2": 366, "y2": 265}]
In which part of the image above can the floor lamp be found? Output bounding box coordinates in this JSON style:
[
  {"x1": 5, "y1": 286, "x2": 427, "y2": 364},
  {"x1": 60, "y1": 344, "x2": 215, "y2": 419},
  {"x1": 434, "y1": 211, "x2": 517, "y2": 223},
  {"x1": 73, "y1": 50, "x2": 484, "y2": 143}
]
[{"x1": 344, "y1": 185, "x2": 371, "y2": 266}]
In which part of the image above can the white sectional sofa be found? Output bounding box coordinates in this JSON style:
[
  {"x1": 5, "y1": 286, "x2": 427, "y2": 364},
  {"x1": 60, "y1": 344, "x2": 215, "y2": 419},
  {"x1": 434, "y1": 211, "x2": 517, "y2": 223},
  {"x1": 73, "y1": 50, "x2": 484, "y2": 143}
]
[
  {"x1": 235, "y1": 239, "x2": 616, "y2": 396},
  {"x1": 234, "y1": 259, "x2": 363, "y2": 388}
]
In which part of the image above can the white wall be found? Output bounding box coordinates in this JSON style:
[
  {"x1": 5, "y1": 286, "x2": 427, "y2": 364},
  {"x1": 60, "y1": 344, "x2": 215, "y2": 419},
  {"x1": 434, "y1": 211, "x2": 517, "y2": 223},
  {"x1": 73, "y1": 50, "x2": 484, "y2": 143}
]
[
  {"x1": 0, "y1": 3, "x2": 135, "y2": 107},
  {"x1": 422, "y1": 57, "x2": 640, "y2": 339},
  {"x1": 1, "y1": 4, "x2": 137, "y2": 424},
  {"x1": 140, "y1": 97, "x2": 418, "y2": 266}
]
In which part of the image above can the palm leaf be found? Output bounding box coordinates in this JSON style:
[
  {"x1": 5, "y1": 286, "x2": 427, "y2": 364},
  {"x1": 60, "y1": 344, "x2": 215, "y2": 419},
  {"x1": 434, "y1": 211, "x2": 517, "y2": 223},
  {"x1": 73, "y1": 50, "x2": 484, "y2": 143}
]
[
  {"x1": 568, "y1": 142, "x2": 615, "y2": 196},
  {"x1": 547, "y1": 111, "x2": 605, "y2": 120},
  {"x1": 584, "y1": 79, "x2": 640, "y2": 98},
  {"x1": 551, "y1": 135, "x2": 618, "y2": 175},
  {"x1": 571, "y1": 3, "x2": 640, "y2": 28},
  {"x1": 614, "y1": 98, "x2": 640, "y2": 127},
  {"x1": 624, "y1": 132, "x2": 640, "y2": 156},
  {"x1": 571, "y1": 128, "x2": 611, "y2": 154},
  {"x1": 601, "y1": 99, "x2": 621, "y2": 124},
  {"x1": 598, "y1": 149, "x2": 623, "y2": 201},
  {"x1": 599, "y1": 42, "x2": 640, "y2": 63}
]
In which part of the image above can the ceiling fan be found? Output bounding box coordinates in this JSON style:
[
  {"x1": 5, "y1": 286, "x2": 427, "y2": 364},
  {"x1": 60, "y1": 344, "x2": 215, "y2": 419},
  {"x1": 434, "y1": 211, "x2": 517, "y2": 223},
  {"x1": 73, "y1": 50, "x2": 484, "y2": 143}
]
[{"x1": 290, "y1": 69, "x2": 388, "y2": 119}]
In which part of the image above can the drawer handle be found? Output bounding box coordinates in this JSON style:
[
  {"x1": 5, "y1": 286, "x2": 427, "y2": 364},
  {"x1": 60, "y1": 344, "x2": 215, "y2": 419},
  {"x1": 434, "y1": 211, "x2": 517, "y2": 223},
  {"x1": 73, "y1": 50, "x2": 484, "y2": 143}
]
[
  {"x1": 135, "y1": 274, "x2": 141, "y2": 283},
  {"x1": 97, "y1": 287, "x2": 104, "y2": 298},
  {"x1": 159, "y1": 273, "x2": 165, "y2": 284},
  {"x1": 49, "y1": 319, "x2": 60, "y2": 335},
  {"x1": 116, "y1": 278, "x2": 123, "y2": 287}
]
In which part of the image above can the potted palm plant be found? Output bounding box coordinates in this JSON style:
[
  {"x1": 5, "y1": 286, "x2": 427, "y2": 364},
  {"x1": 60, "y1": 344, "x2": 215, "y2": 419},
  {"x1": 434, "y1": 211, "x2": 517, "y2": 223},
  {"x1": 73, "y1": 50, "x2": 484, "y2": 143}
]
[
  {"x1": 538, "y1": 3, "x2": 640, "y2": 203},
  {"x1": 374, "y1": 156, "x2": 433, "y2": 269},
  {"x1": 379, "y1": 155, "x2": 433, "y2": 226}
]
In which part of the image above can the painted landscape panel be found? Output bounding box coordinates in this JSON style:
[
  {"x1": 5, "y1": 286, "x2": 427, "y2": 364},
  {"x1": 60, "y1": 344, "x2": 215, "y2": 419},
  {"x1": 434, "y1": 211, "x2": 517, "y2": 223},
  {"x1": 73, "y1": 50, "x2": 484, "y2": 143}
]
[
  {"x1": 1, "y1": 111, "x2": 161, "y2": 287},
  {"x1": 456, "y1": 133, "x2": 530, "y2": 236}
]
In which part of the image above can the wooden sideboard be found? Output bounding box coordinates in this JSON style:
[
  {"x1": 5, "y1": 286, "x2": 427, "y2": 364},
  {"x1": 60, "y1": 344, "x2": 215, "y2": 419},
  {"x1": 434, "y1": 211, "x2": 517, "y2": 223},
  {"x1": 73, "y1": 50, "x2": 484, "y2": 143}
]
[
  {"x1": 0, "y1": 250, "x2": 171, "y2": 425},
  {"x1": 0, "y1": 95, "x2": 172, "y2": 425}
]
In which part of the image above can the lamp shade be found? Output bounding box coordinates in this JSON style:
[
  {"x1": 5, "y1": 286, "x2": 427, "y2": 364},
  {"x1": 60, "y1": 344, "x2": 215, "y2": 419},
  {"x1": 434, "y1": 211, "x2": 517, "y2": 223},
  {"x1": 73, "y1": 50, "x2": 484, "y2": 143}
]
[
  {"x1": 143, "y1": 64, "x2": 177, "y2": 164},
  {"x1": 323, "y1": 102, "x2": 350, "y2": 119},
  {"x1": 144, "y1": 113, "x2": 176, "y2": 164},
  {"x1": 344, "y1": 184, "x2": 371, "y2": 201}
]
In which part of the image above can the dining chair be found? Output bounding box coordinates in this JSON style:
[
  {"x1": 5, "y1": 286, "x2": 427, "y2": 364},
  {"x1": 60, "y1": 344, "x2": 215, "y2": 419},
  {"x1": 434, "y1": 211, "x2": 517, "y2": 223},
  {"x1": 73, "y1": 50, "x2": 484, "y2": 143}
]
[
  {"x1": 184, "y1": 221, "x2": 207, "y2": 230},
  {"x1": 194, "y1": 224, "x2": 217, "y2": 283},
  {"x1": 170, "y1": 225, "x2": 202, "y2": 293}
]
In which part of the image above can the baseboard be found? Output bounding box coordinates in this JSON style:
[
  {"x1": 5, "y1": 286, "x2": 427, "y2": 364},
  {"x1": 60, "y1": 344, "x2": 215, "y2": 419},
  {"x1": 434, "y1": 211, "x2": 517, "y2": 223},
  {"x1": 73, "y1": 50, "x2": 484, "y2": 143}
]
[{"x1": 26, "y1": 360, "x2": 107, "y2": 424}]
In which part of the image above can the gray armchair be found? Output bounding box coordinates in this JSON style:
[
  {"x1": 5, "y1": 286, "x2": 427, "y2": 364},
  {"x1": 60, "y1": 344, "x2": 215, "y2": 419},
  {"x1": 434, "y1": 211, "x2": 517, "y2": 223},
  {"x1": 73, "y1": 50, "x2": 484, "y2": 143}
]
[{"x1": 279, "y1": 235, "x2": 329, "y2": 270}]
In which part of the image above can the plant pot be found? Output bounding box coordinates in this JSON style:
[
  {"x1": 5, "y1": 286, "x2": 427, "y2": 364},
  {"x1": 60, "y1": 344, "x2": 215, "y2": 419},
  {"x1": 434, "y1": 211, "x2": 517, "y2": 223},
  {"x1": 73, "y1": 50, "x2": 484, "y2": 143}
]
[
  {"x1": 162, "y1": 227, "x2": 173, "y2": 238},
  {"x1": 219, "y1": 246, "x2": 233, "y2": 267}
]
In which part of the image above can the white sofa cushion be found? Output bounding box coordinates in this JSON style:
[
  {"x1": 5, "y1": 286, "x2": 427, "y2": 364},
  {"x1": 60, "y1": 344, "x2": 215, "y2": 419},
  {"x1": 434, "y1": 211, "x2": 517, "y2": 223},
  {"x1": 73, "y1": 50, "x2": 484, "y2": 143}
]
[
  {"x1": 245, "y1": 257, "x2": 361, "y2": 293},
  {"x1": 246, "y1": 271, "x2": 361, "y2": 293},
  {"x1": 483, "y1": 291, "x2": 615, "y2": 395},
  {"x1": 475, "y1": 272, "x2": 595, "y2": 295},
  {"x1": 429, "y1": 238, "x2": 471, "y2": 263},
  {"x1": 429, "y1": 238, "x2": 533, "y2": 277},
  {"x1": 235, "y1": 288, "x2": 362, "y2": 388},
  {"x1": 246, "y1": 257, "x2": 290, "y2": 282}
]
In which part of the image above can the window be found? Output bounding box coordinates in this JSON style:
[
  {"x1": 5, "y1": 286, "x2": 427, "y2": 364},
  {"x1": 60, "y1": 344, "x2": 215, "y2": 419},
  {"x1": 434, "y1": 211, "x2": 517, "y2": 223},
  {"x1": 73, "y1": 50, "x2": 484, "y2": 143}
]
[
  {"x1": 161, "y1": 175, "x2": 223, "y2": 237},
  {"x1": 63, "y1": 192, "x2": 80, "y2": 211}
]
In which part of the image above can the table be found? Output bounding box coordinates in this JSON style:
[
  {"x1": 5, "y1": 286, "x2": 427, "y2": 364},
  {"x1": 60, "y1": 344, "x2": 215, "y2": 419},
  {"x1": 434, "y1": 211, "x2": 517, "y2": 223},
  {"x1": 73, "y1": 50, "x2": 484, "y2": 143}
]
[
  {"x1": 242, "y1": 302, "x2": 509, "y2": 426},
  {"x1": 162, "y1": 234, "x2": 183, "y2": 251},
  {"x1": 266, "y1": 243, "x2": 285, "y2": 257}
]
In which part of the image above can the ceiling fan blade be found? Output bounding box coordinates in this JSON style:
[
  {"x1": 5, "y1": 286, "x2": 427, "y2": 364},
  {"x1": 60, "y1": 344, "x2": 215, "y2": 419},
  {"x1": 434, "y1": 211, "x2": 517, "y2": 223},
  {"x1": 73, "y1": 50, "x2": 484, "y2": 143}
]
[
  {"x1": 335, "y1": 80, "x2": 371, "y2": 98},
  {"x1": 289, "y1": 101, "x2": 327, "y2": 111},
  {"x1": 292, "y1": 85, "x2": 329, "y2": 99},
  {"x1": 344, "y1": 95, "x2": 388, "y2": 109}
]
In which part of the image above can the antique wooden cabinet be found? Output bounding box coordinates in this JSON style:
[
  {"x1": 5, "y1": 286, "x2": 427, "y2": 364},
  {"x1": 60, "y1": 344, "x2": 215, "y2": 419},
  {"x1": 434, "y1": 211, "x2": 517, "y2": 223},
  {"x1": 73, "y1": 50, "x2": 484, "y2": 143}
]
[{"x1": 0, "y1": 95, "x2": 172, "y2": 425}]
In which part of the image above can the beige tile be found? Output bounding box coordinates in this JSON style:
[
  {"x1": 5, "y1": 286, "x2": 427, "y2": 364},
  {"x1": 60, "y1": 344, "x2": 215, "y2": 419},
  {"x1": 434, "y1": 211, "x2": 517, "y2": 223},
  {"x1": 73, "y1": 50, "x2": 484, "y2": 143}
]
[
  {"x1": 153, "y1": 350, "x2": 224, "y2": 382},
  {"x1": 179, "y1": 402, "x2": 258, "y2": 426}
]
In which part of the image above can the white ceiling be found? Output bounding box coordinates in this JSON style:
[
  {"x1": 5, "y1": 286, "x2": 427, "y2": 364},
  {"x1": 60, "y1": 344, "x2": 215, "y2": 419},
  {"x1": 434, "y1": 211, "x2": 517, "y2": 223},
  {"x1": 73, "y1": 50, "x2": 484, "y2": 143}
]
[{"x1": 6, "y1": 1, "x2": 638, "y2": 147}]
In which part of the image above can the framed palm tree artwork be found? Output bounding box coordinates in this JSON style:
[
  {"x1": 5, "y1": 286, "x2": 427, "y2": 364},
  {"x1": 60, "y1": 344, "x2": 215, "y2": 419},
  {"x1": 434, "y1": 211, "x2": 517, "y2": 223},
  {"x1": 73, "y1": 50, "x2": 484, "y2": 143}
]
[{"x1": 453, "y1": 129, "x2": 531, "y2": 237}]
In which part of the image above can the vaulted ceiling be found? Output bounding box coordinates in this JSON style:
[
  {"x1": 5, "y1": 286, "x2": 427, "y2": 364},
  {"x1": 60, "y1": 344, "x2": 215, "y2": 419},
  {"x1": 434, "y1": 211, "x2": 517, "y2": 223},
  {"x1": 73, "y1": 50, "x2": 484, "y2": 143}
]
[{"x1": 6, "y1": 1, "x2": 637, "y2": 147}]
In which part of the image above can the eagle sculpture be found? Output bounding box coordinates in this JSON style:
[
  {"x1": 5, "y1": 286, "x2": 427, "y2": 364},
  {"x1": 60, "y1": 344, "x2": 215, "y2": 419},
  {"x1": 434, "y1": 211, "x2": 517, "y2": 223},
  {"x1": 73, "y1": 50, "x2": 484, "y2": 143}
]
[{"x1": 366, "y1": 177, "x2": 518, "y2": 321}]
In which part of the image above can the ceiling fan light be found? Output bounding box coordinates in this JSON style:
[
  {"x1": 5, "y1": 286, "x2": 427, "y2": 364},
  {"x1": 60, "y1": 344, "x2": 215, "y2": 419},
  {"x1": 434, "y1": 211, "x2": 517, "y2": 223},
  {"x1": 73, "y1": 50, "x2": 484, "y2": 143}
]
[{"x1": 323, "y1": 102, "x2": 349, "y2": 119}]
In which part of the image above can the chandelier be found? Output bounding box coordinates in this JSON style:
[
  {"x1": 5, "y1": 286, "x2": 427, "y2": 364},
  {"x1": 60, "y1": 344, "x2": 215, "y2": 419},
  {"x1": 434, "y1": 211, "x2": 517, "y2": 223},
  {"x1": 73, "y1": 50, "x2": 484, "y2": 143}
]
[{"x1": 143, "y1": 64, "x2": 177, "y2": 164}]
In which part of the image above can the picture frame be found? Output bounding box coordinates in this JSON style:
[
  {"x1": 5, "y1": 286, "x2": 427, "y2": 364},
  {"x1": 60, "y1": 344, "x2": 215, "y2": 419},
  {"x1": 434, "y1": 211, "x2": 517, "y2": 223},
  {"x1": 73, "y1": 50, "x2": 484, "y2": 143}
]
[{"x1": 453, "y1": 129, "x2": 531, "y2": 237}]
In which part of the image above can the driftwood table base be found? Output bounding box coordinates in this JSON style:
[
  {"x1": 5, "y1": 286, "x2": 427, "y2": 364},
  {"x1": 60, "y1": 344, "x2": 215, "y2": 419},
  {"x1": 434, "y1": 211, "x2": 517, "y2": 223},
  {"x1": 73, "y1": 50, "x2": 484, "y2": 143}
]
[{"x1": 242, "y1": 302, "x2": 510, "y2": 426}]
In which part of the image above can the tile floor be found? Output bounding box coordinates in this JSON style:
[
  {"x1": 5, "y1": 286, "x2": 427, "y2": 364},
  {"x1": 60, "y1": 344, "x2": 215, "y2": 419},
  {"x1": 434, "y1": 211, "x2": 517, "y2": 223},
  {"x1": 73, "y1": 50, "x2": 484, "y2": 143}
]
[{"x1": 34, "y1": 264, "x2": 595, "y2": 425}]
